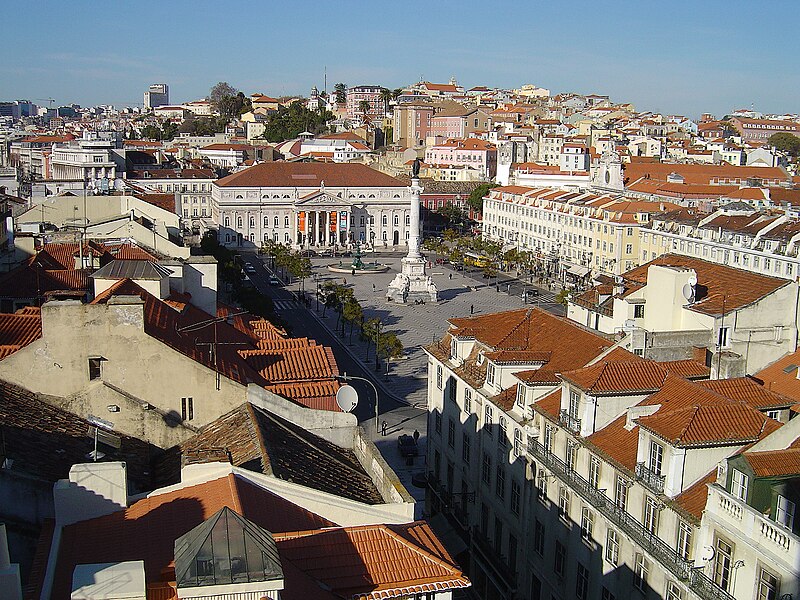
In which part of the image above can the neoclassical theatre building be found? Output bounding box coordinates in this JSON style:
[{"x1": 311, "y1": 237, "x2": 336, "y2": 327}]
[{"x1": 212, "y1": 163, "x2": 415, "y2": 249}]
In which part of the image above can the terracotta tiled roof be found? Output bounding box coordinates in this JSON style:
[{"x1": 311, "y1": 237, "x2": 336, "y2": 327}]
[
  {"x1": 491, "y1": 384, "x2": 518, "y2": 411},
  {"x1": 0, "y1": 263, "x2": 89, "y2": 301},
  {"x1": 743, "y1": 448, "x2": 800, "y2": 477},
  {"x1": 700, "y1": 377, "x2": 794, "y2": 410},
  {"x1": 274, "y1": 523, "x2": 469, "y2": 600},
  {"x1": 239, "y1": 345, "x2": 338, "y2": 383},
  {"x1": 133, "y1": 192, "x2": 176, "y2": 212},
  {"x1": 753, "y1": 349, "x2": 800, "y2": 403},
  {"x1": 585, "y1": 415, "x2": 639, "y2": 472},
  {"x1": 0, "y1": 308, "x2": 42, "y2": 358},
  {"x1": 659, "y1": 360, "x2": 711, "y2": 380},
  {"x1": 52, "y1": 474, "x2": 336, "y2": 600},
  {"x1": 0, "y1": 379, "x2": 155, "y2": 488},
  {"x1": 637, "y1": 400, "x2": 778, "y2": 448},
  {"x1": 561, "y1": 360, "x2": 669, "y2": 394},
  {"x1": 156, "y1": 403, "x2": 383, "y2": 504},
  {"x1": 532, "y1": 389, "x2": 562, "y2": 421},
  {"x1": 624, "y1": 162, "x2": 789, "y2": 186},
  {"x1": 483, "y1": 350, "x2": 552, "y2": 364},
  {"x1": 618, "y1": 253, "x2": 790, "y2": 317},
  {"x1": 216, "y1": 163, "x2": 405, "y2": 188},
  {"x1": 673, "y1": 470, "x2": 716, "y2": 522}
]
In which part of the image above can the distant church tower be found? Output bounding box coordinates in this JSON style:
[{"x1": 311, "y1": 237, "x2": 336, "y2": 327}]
[{"x1": 592, "y1": 150, "x2": 624, "y2": 192}]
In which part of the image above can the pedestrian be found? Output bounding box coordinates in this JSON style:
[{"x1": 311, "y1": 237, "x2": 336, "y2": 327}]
[
  {"x1": 343, "y1": 278, "x2": 347, "y2": 285},
  {"x1": 372, "y1": 283, "x2": 376, "y2": 292},
  {"x1": 413, "y1": 429, "x2": 420, "y2": 443},
  {"x1": 381, "y1": 420, "x2": 388, "y2": 436},
  {"x1": 351, "y1": 267, "x2": 356, "y2": 276},
  {"x1": 470, "y1": 304, "x2": 474, "y2": 315},
  {"x1": 449, "y1": 273, "x2": 452, "y2": 280}
]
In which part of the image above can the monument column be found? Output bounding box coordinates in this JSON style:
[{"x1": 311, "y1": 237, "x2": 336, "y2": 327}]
[{"x1": 407, "y1": 179, "x2": 423, "y2": 259}]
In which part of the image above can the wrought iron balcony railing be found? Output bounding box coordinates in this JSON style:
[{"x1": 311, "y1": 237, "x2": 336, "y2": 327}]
[
  {"x1": 636, "y1": 461, "x2": 666, "y2": 494},
  {"x1": 559, "y1": 409, "x2": 581, "y2": 433}
]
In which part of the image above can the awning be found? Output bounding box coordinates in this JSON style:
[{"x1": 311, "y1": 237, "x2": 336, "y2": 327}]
[{"x1": 566, "y1": 265, "x2": 590, "y2": 278}]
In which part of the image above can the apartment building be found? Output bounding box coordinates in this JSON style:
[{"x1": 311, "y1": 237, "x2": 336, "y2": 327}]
[
  {"x1": 345, "y1": 85, "x2": 386, "y2": 124},
  {"x1": 424, "y1": 138, "x2": 497, "y2": 180},
  {"x1": 729, "y1": 117, "x2": 800, "y2": 143},
  {"x1": 482, "y1": 186, "x2": 677, "y2": 280},
  {"x1": 424, "y1": 307, "x2": 799, "y2": 600},
  {"x1": 568, "y1": 253, "x2": 799, "y2": 375}
]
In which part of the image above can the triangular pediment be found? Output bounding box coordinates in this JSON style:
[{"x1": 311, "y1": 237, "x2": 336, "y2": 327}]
[{"x1": 294, "y1": 190, "x2": 353, "y2": 207}]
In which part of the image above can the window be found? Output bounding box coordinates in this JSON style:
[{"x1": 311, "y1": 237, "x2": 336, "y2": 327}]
[
  {"x1": 463, "y1": 388, "x2": 472, "y2": 413},
  {"x1": 88, "y1": 358, "x2": 102, "y2": 380},
  {"x1": 776, "y1": 494, "x2": 795, "y2": 529},
  {"x1": 633, "y1": 552, "x2": 650, "y2": 592},
  {"x1": 249, "y1": 216, "x2": 254, "y2": 227},
  {"x1": 558, "y1": 486, "x2": 571, "y2": 521},
  {"x1": 436, "y1": 364, "x2": 443, "y2": 389},
  {"x1": 181, "y1": 397, "x2": 194, "y2": 421},
  {"x1": 713, "y1": 537, "x2": 734, "y2": 591},
  {"x1": 566, "y1": 443, "x2": 579, "y2": 472},
  {"x1": 480, "y1": 503, "x2": 489, "y2": 535},
  {"x1": 237, "y1": 216, "x2": 243, "y2": 228},
  {"x1": 432, "y1": 413, "x2": 442, "y2": 437},
  {"x1": 484, "y1": 405, "x2": 493, "y2": 435},
  {"x1": 496, "y1": 466, "x2": 506, "y2": 500},
  {"x1": 482, "y1": 452, "x2": 491, "y2": 485},
  {"x1": 462, "y1": 433, "x2": 471, "y2": 463},
  {"x1": 498, "y1": 417, "x2": 508, "y2": 448},
  {"x1": 757, "y1": 566, "x2": 780, "y2": 600},
  {"x1": 731, "y1": 469, "x2": 748, "y2": 501},
  {"x1": 677, "y1": 521, "x2": 693, "y2": 560},
  {"x1": 224, "y1": 216, "x2": 230, "y2": 227},
  {"x1": 589, "y1": 456, "x2": 601, "y2": 488},
  {"x1": 666, "y1": 582, "x2": 685, "y2": 600},
  {"x1": 534, "y1": 519, "x2": 545, "y2": 555},
  {"x1": 718, "y1": 325, "x2": 730, "y2": 348},
  {"x1": 510, "y1": 479, "x2": 521, "y2": 515},
  {"x1": 644, "y1": 497, "x2": 660, "y2": 534},
  {"x1": 606, "y1": 529, "x2": 619, "y2": 565},
  {"x1": 508, "y1": 533, "x2": 518, "y2": 570},
  {"x1": 382, "y1": 215, "x2": 387, "y2": 226},
  {"x1": 602, "y1": 588, "x2": 617, "y2": 600},
  {"x1": 284, "y1": 215, "x2": 289, "y2": 227},
  {"x1": 544, "y1": 424, "x2": 555, "y2": 452},
  {"x1": 536, "y1": 470, "x2": 548, "y2": 502},
  {"x1": 634, "y1": 303, "x2": 645, "y2": 318},
  {"x1": 649, "y1": 440, "x2": 663, "y2": 475},
  {"x1": 576, "y1": 563, "x2": 589, "y2": 600},
  {"x1": 433, "y1": 450, "x2": 441, "y2": 480},
  {"x1": 486, "y1": 362, "x2": 496, "y2": 385},
  {"x1": 493, "y1": 517, "x2": 503, "y2": 553},
  {"x1": 580, "y1": 507, "x2": 594, "y2": 540},
  {"x1": 569, "y1": 389, "x2": 580, "y2": 419},
  {"x1": 554, "y1": 541, "x2": 566, "y2": 577},
  {"x1": 514, "y1": 429, "x2": 523, "y2": 457},
  {"x1": 615, "y1": 475, "x2": 628, "y2": 511},
  {"x1": 447, "y1": 419, "x2": 455, "y2": 448}
]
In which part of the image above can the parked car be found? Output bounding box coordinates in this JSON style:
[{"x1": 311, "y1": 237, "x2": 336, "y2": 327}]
[
  {"x1": 397, "y1": 434, "x2": 418, "y2": 457},
  {"x1": 244, "y1": 264, "x2": 256, "y2": 274},
  {"x1": 268, "y1": 276, "x2": 281, "y2": 286}
]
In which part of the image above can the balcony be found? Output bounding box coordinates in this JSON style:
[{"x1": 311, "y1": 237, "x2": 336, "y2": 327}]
[
  {"x1": 559, "y1": 409, "x2": 581, "y2": 433},
  {"x1": 636, "y1": 461, "x2": 666, "y2": 494},
  {"x1": 706, "y1": 484, "x2": 798, "y2": 564},
  {"x1": 527, "y1": 440, "x2": 734, "y2": 600}
]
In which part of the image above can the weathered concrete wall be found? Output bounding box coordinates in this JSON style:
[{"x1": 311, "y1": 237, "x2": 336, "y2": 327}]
[
  {"x1": 352, "y1": 427, "x2": 415, "y2": 505},
  {"x1": 0, "y1": 299, "x2": 249, "y2": 442}
]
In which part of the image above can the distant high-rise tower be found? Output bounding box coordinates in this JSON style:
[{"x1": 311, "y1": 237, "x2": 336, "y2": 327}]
[{"x1": 143, "y1": 83, "x2": 169, "y2": 110}]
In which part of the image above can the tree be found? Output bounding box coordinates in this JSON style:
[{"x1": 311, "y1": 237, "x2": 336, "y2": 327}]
[
  {"x1": 209, "y1": 82, "x2": 239, "y2": 114},
  {"x1": 358, "y1": 100, "x2": 371, "y2": 120},
  {"x1": 392, "y1": 88, "x2": 403, "y2": 100},
  {"x1": 555, "y1": 289, "x2": 570, "y2": 306},
  {"x1": 467, "y1": 182, "x2": 497, "y2": 214},
  {"x1": 377, "y1": 331, "x2": 403, "y2": 361},
  {"x1": 140, "y1": 125, "x2": 162, "y2": 141},
  {"x1": 380, "y1": 87, "x2": 393, "y2": 112},
  {"x1": 260, "y1": 101, "x2": 334, "y2": 143},
  {"x1": 342, "y1": 297, "x2": 363, "y2": 343},
  {"x1": 334, "y1": 83, "x2": 347, "y2": 105},
  {"x1": 768, "y1": 133, "x2": 800, "y2": 157}
]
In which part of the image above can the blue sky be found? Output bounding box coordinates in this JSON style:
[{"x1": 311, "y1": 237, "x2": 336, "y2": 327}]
[{"x1": 3, "y1": 0, "x2": 798, "y2": 118}]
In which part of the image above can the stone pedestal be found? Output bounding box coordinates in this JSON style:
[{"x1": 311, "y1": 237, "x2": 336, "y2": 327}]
[{"x1": 386, "y1": 176, "x2": 438, "y2": 303}]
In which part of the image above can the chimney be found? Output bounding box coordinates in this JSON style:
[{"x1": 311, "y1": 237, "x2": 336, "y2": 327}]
[{"x1": 54, "y1": 462, "x2": 128, "y2": 527}]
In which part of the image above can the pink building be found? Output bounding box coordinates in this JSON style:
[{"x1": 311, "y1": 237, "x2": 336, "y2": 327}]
[
  {"x1": 424, "y1": 138, "x2": 497, "y2": 179},
  {"x1": 345, "y1": 85, "x2": 385, "y2": 124}
]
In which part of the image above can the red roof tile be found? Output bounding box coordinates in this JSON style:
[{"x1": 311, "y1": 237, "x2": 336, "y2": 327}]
[
  {"x1": 753, "y1": 349, "x2": 800, "y2": 403},
  {"x1": 561, "y1": 361, "x2": 669, "y2": 394},
  {"x1": 743, "y1": 448, "x2": 800, "y2": 477},
  {"x1": 0, "y1": 308, "x2": 42, "y2": 357},
  {"x1": 586, "y1": 415, "x2": 639, "y2": 472},
  {"x1": 700, "y1": 377, "x2": 794, "y2": 410},
  {"x1": 216, "y1": 163, "x2": 405, "y2": 188},
  {"x1": 673, "y1": 470, "x2": 716, "y2": 521}
]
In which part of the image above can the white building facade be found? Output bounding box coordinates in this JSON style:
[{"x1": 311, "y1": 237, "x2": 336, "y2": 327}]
[{"x1": 212, "y1": 163, "x2": 414, "y2": 250}]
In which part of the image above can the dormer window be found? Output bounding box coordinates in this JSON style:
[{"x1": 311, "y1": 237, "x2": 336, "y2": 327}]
[
  {"x1": 450, "y1": 337, "x2": 457, "y2": 360},
  {"x1": 516, "y1": 385, "x2": 526, "y2": 406},
  {"x1": 731, "y1": 469, "x2": 748, "y2": 501},
  {"x1": 486, "y1": 362, "x2": 496, "y2": 386}
]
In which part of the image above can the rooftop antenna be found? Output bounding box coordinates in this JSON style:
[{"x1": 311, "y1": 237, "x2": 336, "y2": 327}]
[{"x1": 177, "y1": 312, "x2": 249, "y2": 390}]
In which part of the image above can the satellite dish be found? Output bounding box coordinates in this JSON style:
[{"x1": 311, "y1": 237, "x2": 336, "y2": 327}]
[
  {"x1": 682, "y1": 283, "x2": 695, "y2": 302},
  {"x1": 336, "y1": 384, "x2": 359, "y2": 413},
  {"x1": 687, "y1": 273, "x2": 698, "y2": 286}
]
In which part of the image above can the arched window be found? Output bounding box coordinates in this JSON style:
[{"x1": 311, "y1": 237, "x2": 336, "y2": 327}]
[
  {"x1": 249, "y1": 233, "x2": 254, "y2": 242},
  {"x1": 382, "y1": 231, "x2": 387, "y2": 241},
  {"x1": 359, "y1": 194, "x2": 366, "y2": 198},
  {"x1": 273, "y1": 232, "x2": 278, "y2": 242},
  {"x1": 224, "y1": 216, "x2": 230, "y2": 227},
  {"x1": 225, "y1": 234, "x2": 231, "y2": 242},
  {"x1": 382, "y1": 215, "x2": 388, "y2": 226},
  {"x1": 274, "y1": 216, "x2": 279, "y2": 227},
  {"x1": 393, "y1": 215, "x2": 399, "y2": 226},
  {"x1": 236, "y1": 195, "x2": 243, "y2": 199},
  {"x1": 263, "y1": 216, "x2": 268, "y2": 227},
  {"x1": 263, "y1": 233, "x2": 268, "y2": 241},
  {"x1": 284, "y1": 216, "x2": 289, "y2": 227},
  {"x1": 368, "y1": 194, "x2": 375, "y2": 198},
  {"x1": 393, "y1": 194, "x2": 400, "y2": 198},
  {"x1": 249, "y1": 216, "x2": 255, "y2": 227},
  {"x1": 237, "y1": 217, "x2": 243, "y2": 228},
  {"x1": 405, "y1": 215, "x2": 411, "y2": 226},
  {"x1": 284, "y1": 232, "x2": 290, "y2": 242}
]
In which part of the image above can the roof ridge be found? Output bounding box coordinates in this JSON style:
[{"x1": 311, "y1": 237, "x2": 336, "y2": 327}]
[
  {"x1": 244, "y1": 402, "x2": 273, "y2": 475},
  {"x1": 379, "y1": 525, "x2": 465, "y2": 576}
]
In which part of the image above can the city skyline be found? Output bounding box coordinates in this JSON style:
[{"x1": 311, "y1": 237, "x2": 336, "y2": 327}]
[{"x1": 2, "y1": 0, "x2": 799, "y2": 117}]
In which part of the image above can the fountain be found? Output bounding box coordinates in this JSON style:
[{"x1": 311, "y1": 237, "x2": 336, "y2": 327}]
[{"x1": 327, "y1": 241, "x2": 389, "y2": 274}]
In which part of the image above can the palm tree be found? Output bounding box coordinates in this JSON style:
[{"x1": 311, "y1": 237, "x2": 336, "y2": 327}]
[
  {"x1": 379, "y1": 88, "x2": 393, "y2": 115},
  {"x1": 358, "y1": 100, "x2": 371, "y2": 122}
]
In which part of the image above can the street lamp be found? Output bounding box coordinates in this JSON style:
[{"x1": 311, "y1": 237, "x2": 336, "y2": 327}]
[{"x1": 334, "y1": 372, "x2": 380, "y2": 433}]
